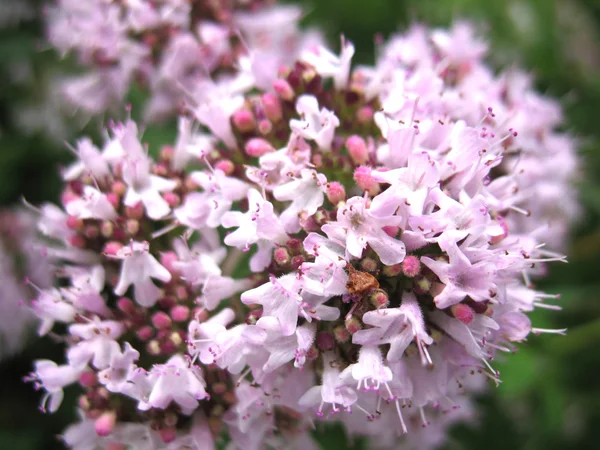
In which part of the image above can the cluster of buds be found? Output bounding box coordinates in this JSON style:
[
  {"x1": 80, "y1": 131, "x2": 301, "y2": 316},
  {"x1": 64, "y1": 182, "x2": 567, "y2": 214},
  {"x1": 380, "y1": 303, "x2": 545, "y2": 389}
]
[
  {"x1": 46, "y1": 0, "x2": 321, "y2": 121},
  {"x1": 27, "y1": 8, "x2": 579, "y2": 450}
]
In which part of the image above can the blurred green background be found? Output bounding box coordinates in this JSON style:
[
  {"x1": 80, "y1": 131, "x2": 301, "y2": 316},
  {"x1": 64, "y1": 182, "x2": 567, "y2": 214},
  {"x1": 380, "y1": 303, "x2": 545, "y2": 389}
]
[{"x1": 1, "y1": 0, "x2": 599, "y2": 448}]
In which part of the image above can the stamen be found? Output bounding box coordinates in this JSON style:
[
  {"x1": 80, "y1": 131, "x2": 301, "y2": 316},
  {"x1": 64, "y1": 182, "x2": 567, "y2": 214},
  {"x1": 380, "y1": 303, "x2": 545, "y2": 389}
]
[{"x1": 531, "y1": 327, "x2": 567, "y2": 336}]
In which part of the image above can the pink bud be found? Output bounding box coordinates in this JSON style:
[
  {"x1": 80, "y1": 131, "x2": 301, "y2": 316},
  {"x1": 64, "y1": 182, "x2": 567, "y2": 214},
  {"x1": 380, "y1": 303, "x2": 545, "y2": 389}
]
[
  {"x1": 101, "y1": 221, "x2": 114, "y2": 238},
  {"x1": 273, "y1": 247, "x2": 290, "y2": 266},
  {"x1": 258, "y1": 119, "x2": 273, "y2": 135},
  {"x1": 286, "y1": 238, "x2": 302, "y2": 252},
  {"x1": 316, "y1": 331, "x2": 335, "y2": 351},
  {"x1": 261, "y1": 93, "x2": 283, "y2": 122},
  {"x1": 451, "y1": 303, "x2": 475, "y2": 325},
  {"x1": 111, "y1": 181, "x2": 126, "y2": 196},
  {"x1": 291, "y1": 255, "x2": 305, "y2": 270},
  {"x1": 232, "y1": 109, "x2": 256, "y2": 133},
  {"x1": 356, "y1": 106, "x2": 374, "y2": 124},
  {"x1": 245, "y1": 138, "x2": 275, "y2": 157},
  {"x1": 346, "y1": 135, "x2": 369, "y2": 165},
  {"x1": 401, "y1": 255, "x2": 421, "y2": 277},
  {"x1": 360, "y1": 257, "x2": 378, "y2": 272},
  {"x1": 345, "y1": 316, "x2": 362, "y2": 335},
  {"x1": 84, "y1": 225, "x2": 99, "y2": 239},
  {"x1": 215, "y1": 159, "x2": 235, "y2": 175},
  {"x1": 152, "y1": 311, "x2": 172, "y2": 329},
  {"x1": 106, "y1": 193, "x2": 120, "y2": 208},
  {"x1": 273, "y1": 78, "x2": 295, "y2": 101},
  {"x1": 69, "y1": 234, "x2": 86, "y2": 248},
  {"x1": 333, "y1": 326, "x2": 350, "y2": 343},
  {"x1": 103, "y1": 241, "x2": 122, "y2": 256},
  {"x1": 382, "y1": 225, "x2": 399, "y2": 237},
  {"x1": 160, "y1": 251, "x2": 179, "y2": 275},
  {"x1": 353, "y1": 166, "x2": 380, "y2": 195},
  {"x1": 66, "y1": 216, "x2": 83, "y2": 230},
  {"x1": 382, "y1": 263, "x2": 402, "y2": 277},
  {"x1": 369, "y1": 289, "x2": 390, "y2": 309},
  {"x1": 159, "y1": 427, "x2": 177, "y2": 444},
  {"x1": 326, "y1": 181, "x2": 346, "y2": 205},
  {"x1": 125, "y1": 202, "x2": 144, "y2": 219},
  {"x1": 163, "y1": 192, "x2": 180, "y2": 207},
  {"x1": 136, "y1": 326, "x2": 154, "y2": 341},
  {"x1": 170, "y1": 305, "x2": 190, "y2": 322},
  {"x1": 125, "y1": 219, "x2": 139, "y2": 236},
  {"x1": 117, "y1": 297, "x2": 135, "y2": 315},
  {"x1": 160, "y1": 145, "x2": 174, "y2": 160},
  {"x1": 95, "y1": 411, "x2": 116, "y2": 437},
  {"x1": 79, "y1": 371, "x2": 97, "y2": 388}
]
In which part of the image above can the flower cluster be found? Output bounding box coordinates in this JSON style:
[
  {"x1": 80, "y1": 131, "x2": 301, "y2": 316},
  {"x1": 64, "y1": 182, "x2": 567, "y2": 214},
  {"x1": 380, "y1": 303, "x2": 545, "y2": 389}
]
[
  {"x1": 26, "y1": 13, "x2": 578, "y2": 450},
  {"x1": 0, "y1": 210, "x2": 51, "y2": 360},
  {"x1": 46, "y1": 0, "x2": 321, "y2": 122}
]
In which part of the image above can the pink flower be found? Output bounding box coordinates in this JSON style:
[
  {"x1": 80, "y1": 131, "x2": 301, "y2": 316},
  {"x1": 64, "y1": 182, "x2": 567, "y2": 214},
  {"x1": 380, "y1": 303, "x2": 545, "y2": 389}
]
[
  {"x1": 422, "y1": 242, "x2": 497, "y2": 309},
  {"x1": 113, "y1": 241, "x2": 172, "y2": 307},
  {"x1": 322, "y1": 196, "x2": 406, "y2": 265},
  {"x1": 290, "y1": 95, "x2": 340, "y2": 151}
]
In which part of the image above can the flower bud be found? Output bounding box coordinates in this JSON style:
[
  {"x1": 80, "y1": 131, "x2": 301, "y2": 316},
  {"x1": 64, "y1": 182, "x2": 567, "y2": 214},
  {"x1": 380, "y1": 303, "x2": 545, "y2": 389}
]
[
  {"x1": 273, "y1": 78, "x2": 295, "y2": 101},
  {"x1": 163, "y1": 192, "x2": 180, "y2": 207},
  {"x1": 402, "y1": 255, "x2": 421, "y2": 278},
  {"x1": 170, "y1": 305, "x2": 190, "y2": 322},
  {"x1": 273, "y1": 247, "x2": 291, "y2": 266},
  {"x1": 245, "y1": 138, "x2": 275, "y2": 157},
  {"x1": 316, "y1": 331, "x2": 335, "y2": 351},
  {"x1": 360, "y1": 257, "x2": 378, "y2": 273},
  {"x1": 152, "y1": 311, "x2": 172, "y2": 330},
  {"x1": 160, "y1": 145, "x2": 174, "y2": 161},
  {"x1": 345, "y1": 316, "x2": 362, "y2": 335},
  {"x1": 159, "y1": 427, "x2": 177, "y2": 444},
  {"x1": 369, "y1": 289, "x2": 390, "y2": 309},
  {"x1": 451, "y1": 303, "x2": 475, "y2": 325},
  {"x1": 160, "y1": 251, "x2": 179, "y2": 275},
  {"x1": 413, "y1": 275, "x2": 432, "y2": 294},
  {"x1": 103, "y1": 241, "x2": 122, "y2": 256},
  {"x1": 291, "y1": 255, "x2": 305, "y2": 270},
  {"x1": 326, "y1": 181, "x2": 346, "y2": 205},
  {"x1": 125, "y1": 219, "x2": 139, "y2": 236},
  {"x1": 356, "y1": 105, "x2": 374, "y2": 124},
  {"x1": 79, "y1": 371, "x2": 97, "y2": 388},
  {"x1": 95, "y1": 411, "x2": 116, "y2": 437},
  {"x1": 346, "y1": 135, "x2": 369, "y2": 165},
  {"x1": 353, "y1": 166, "x2": 380, "y2": 195},
  {"x1": 258, "y1": 119, "x2": 273, "y2": 135},
  {"x1": 66, "y1": 216, "x2": 84, "y2": 230},
  {"x1": 261, "y1": 93, "x2": 283, "y2": 122},
  {"x1": 101, "y1": 221, "x2": 114, "y2": 238},
  {"x1": 333, "y1": 326, "x2": 351, "y2": 343},
  {"x1": 382, "y1": 263, "x2": 402, "y2": 277},
  {"x1": 232, "y1": 109, "x2": 256, "y2": 133},
  {"x1": 215, "y1": 159, "x2": 235, "y2": 175},
  {"x1": 137, "y1": 326, "x2": 154, "y2": 341},
  {"x1": 125, "y1": 202, "x2": 144, "y2": 219},
  {"x1": 111, "y1": 181, "x2": 126, "y2": 196}
]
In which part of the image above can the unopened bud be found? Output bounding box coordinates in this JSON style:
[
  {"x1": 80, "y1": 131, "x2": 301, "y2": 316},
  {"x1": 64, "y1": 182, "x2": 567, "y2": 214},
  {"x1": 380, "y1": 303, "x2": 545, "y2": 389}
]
[
  {"x1": 137, "y1": 326, "x2": 154, "y2": 341},
  {"x1": 382, "y1": 263, "x2": 402, "y2": 277},
  {"x1": 103, "y1": 241, "x2": 122, "y2": 256},
  {"x1": 152, "y1": 311, "x2": 172, "y2": 330},
  {"x1": 273, "y1": 247, "x2": 291, "y2": 266},
  {"x1": 346, "y1": 135, "x2": 369, "y2": 165},
  {"x1": 232, "y1": 109, "x2": 256, "y2": 132},
  {"x1": 261, "y1": 93, "x2": 283, "y2": 122},
  {"x1": 159, "y1": 427, "x2": 177, "y2": 444},
  {"x1": 273, "y1": 78, "x2": 295, "y2": 101},
  {"x1": 345, "y1": 316, "x2": 362, "y2": 335},
  {"x1": 215, "y1": 159, "x2": 235, "y2": 175},
  {"x1": 360, "y1": 257, "x2": 378, "y2": 273},
  {"x1": 170, "y1": 305, "x2": 190, "y2": 322},
  {"x1": 163, "y1": 192, "x2": 180, "y2": 207},
  {"x1": 160, "y1": 145, "x2": 174, "y2": 161},
  {"x1": 414, "y1": 276, "x2": 432, "y2": 294},
  {"x1": 356, "y1": 106, "x2": 374, "y2": 124},
  {"x1": 101, "y1": 221, "x2": 114, "y2": 238},
  {"x1": 66, "y1": 216, "x2": 84, "y2": 230},
  {"x1": 125, "y1": 202, "x2": 144, "y2": 219},
  {"x1": 258, "y1": 119, "x2": 273, "y2": 135},
  {"x1": 95, "y1": 411, "x2": 116, "y2": 437},
  {"x1": 369, "y1": 289, "x2": 390, "y2": 309},
  {"x1": 245, "y1": 138, "x2": 275, "y2": 157},
  {"x1": 451, "y1": 303, "x2": 475, "y2": 325},
  {"x1": 326, "y1": 181, "x2": 346, "y2": 205},
  {"x1": 401, "y1": 255, "x2": 421, "y2": 278},
  {"x1": 111, "y1": 181, "x2": 126, "y2": 196},
  {"x1": 125, "y1": 219, "x2": 139, "y2": 236},
  {"x1": 291, "y1": 255, "x2": 305, "y2": 270},
  {"x1": 316, "y1": 331, "x2": 335, "y2": 351},
  {"x1": 333, "y1": 325, "x2": 351, "y2": 343},
  {"x1": 353, "y1": 166, "x2": 380, "y2": 195}
]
